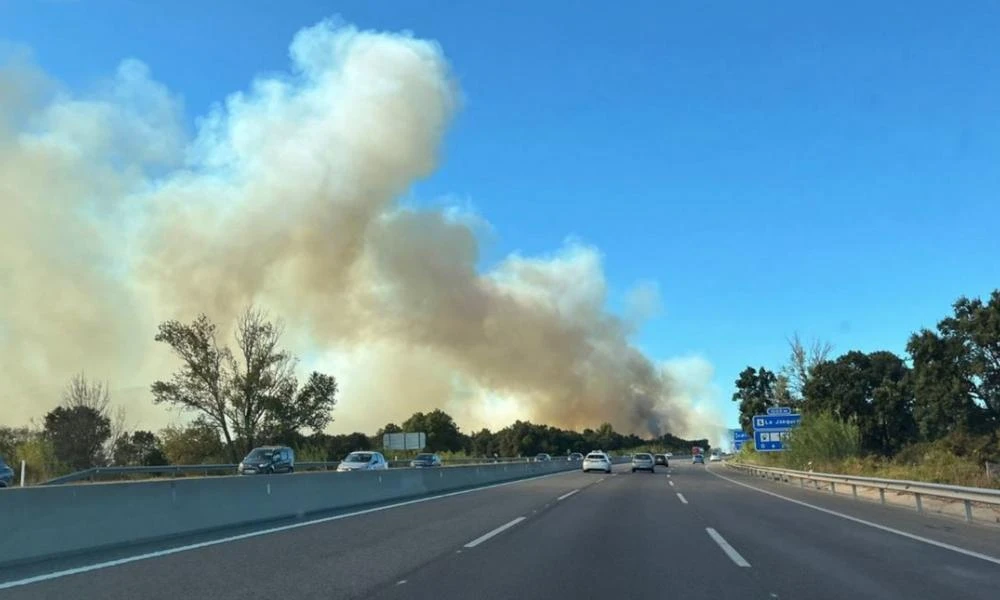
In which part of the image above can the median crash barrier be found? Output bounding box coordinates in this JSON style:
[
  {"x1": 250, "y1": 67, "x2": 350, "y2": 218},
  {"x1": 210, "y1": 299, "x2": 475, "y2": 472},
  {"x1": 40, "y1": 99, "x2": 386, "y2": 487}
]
[{"x1": 0, "y1": 460, "x2": 576, "y2": 567}]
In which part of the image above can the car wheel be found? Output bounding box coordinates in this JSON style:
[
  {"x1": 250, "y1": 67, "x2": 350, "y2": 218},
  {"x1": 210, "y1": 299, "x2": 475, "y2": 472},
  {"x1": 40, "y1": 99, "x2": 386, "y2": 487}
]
[{"x1": 289, "y1": 466, "x2": 295, "y2": 473}]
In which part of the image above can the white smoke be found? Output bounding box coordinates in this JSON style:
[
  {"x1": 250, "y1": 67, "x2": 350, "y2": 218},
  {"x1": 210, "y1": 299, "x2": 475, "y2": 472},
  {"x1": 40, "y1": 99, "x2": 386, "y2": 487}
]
[{"x1": 1, "y1": 19, "x2": 715, "y2": 438}]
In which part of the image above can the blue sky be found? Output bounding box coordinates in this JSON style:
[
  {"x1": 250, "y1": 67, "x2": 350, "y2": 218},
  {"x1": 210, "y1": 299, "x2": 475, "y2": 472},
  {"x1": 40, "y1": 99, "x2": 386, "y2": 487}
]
[{"x1": 5, "y1": 1, "x2": 1000, "y2": 433}]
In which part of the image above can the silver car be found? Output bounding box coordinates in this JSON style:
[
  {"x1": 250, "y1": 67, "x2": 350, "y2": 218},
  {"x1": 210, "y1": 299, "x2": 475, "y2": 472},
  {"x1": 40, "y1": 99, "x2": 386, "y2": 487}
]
[
  {"x1": 337, "y1": 451, "x2": 389, "y2": 472},
  {"x1": 631, "y1": 453, "x2": 655, "y2": 473},
  {"x1": 582, "y1": 452, "x2": 612, "y2": 473}
]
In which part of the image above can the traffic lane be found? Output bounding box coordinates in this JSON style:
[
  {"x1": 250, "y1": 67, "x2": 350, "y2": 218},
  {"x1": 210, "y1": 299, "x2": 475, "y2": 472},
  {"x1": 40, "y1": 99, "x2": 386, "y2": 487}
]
[
  {"x1": 1, "y1": 466, "x2": 618, "y2": 600},
  {"x1": 368, "y1": 463, "x2": 772, "y2": 600},
  {"x1": 699, "y1": 464, "x2": 1000, "y2": 560},
  {"x1": 680, "y1": 465, "x2": 1000, "y2": 599}
]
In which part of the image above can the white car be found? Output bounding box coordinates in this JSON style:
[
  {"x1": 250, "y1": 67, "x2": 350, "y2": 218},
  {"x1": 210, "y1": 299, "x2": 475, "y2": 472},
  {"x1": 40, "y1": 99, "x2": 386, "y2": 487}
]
[
  {"x1": 709, "y1": 454, "x2": 721, "y2": 462},
  {"x1": 582, "y1": 452, "x2": 612, "y2": 474},
  {"x1": 337, "y1": 451, "x2": 389, "y2": 472}
]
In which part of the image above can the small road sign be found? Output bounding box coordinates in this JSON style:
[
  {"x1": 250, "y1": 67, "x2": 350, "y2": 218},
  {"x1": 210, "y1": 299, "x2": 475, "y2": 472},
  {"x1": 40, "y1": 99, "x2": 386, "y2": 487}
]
[
  {"x1": 754, "y1": 430, "x2": 789, "y2": 452},
  {"x1": 752, "y1": 414, "x2": 802, "y2": 431}
]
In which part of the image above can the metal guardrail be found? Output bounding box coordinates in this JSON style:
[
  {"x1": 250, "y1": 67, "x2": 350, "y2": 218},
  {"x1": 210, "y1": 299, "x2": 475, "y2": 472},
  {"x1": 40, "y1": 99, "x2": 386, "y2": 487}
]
[
  {"x1": 726, "y1": 462, "x2": 1000, "y2": 523},
  {"x1": 40, "y1": 456, "x2": 570, "y2": 486}
]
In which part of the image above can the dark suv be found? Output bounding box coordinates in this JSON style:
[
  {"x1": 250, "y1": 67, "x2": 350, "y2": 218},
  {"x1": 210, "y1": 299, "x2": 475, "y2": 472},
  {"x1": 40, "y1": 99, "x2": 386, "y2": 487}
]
[
  {"x1": 0, "y1": 455, "x2": 13, "y2": 487},
  {"x1": 410, "y1": 453, "x2": 442, "y2": 468},
  {"x1": 238, "y1": 446, "x2": 295, "y2": 475}
]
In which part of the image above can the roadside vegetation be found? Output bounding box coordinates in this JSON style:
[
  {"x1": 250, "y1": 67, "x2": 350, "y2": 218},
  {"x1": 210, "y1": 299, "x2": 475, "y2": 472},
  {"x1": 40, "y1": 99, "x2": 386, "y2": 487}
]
[{"x1": 732, "y1": 289, "x2": 1000, "y2": 489}]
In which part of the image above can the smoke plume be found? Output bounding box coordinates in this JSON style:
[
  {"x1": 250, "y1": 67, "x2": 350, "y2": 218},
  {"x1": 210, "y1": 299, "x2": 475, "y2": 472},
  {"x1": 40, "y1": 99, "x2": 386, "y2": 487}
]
[{"x1": 1, "y1": 20, "x2": 710, "y2": 438}]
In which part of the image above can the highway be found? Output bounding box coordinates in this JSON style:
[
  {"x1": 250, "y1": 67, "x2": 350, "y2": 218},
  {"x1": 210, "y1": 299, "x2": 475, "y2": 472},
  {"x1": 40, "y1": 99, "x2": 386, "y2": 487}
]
[{"x1": 2, "y1": 461, "x2": 999, "y2": 599}]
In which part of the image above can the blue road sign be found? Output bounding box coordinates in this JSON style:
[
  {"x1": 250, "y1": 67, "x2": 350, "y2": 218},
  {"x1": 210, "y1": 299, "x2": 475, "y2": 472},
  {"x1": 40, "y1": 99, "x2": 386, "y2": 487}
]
[
  {"x1": 766, "y1": 406, "x2": 793, "y2": 416},
  {"x1": 754, "y1": 430, "x2": 789, "y2": 452},
  {"x1": 732, "y1": 429, "x2": 750, "y2": 442},
  {"x1": 752, "y1": 414, "x2": 802, "y2": 431},
  {"x1": 733, "y1": 440, "x2": 745, "y2": 451}
]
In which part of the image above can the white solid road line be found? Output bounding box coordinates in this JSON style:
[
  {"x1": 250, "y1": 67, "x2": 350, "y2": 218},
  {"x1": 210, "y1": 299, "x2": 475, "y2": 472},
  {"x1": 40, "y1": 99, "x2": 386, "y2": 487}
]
[
  {"x1": 676, "y1": 493, "x2": 688, "y2": 505},
  {"x1": 707, "y1": 467, "x2": 1000, "y2": 567},
  {"x1": 557, "y1": 489, "x2": 579, "y2": 501},
  {"x1": 669, "y1": 480, "x2": 674, "y2": 486},
  {"x1": 706, "y1": 527, "x2": 751, "y2": 567},
  {"x1": 0, "y1": 469, "x2": 576, "y2": 591},
  {"x1": 464, "y1": 517, "x2": 527, "y2": 548}
]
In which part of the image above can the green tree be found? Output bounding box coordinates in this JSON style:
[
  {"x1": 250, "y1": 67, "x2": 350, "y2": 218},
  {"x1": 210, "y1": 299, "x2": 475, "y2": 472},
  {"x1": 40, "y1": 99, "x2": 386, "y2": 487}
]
[
  {"x1": 468, "y1": 428, "x2": 495, "y2": 456},
  {"x1": 43, "y1": 405, "x2": 111, "y2": 471},
  {"x1": 61, "y1": 372, "x2": 128, "y2": 460},
  {"x1": 152, "y1": 314, "x2": 237, "y2": 461},
  {"x1": 263, "y1": 372, "x2": 338, "y2": 444},
  {"x1": 803, "y1": 350, "x2": 915, "y2": 455},
  {"x1": 0, "y1": 426, "x2": 34, "y2": 462},
  {"x1": 920, "y1": 290, "x2": 1000, "y2": 429},
  {"x1": 159, "y1": 419, "x2": 227, "y2": 465},
  {"x1": 153, "y1": 307, "x2": 338, "y2": 461},
  {"x1": 402, "y1": 409, "x2": 465, "y2": 452},
  {"x1": 907, "y1": 329, "x2": 981, "y2": 439},
  {"x1": 112, "y1": 431, "x2": 168, "y2": 466},
  {"x1": 781, "y1": 333, "x2": 833, "y2": 401},
  {"x1": 732, "y1": 366, "x2": 778, "y2": 434},
  {"x1": 16, "y1": 436, "x2": 62, "y2": 484}
]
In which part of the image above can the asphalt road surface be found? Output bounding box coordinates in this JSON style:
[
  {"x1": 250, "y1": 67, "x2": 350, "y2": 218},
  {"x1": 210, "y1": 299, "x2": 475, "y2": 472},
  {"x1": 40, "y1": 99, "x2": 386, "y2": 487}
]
[{"x1": 3, "y1": 460, "x2": 999, "y2": 599}]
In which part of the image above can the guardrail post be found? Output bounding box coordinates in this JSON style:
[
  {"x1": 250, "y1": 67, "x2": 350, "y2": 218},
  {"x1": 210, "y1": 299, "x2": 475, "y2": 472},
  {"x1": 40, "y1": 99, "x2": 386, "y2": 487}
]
[
  {"x1": 964, "y1": 499, "x2": 973, "y2": 522},
  {"x1": 829, "y1": 481, "x2": 835, "y2": 494},
  {"x1": 878, "y1": 488, "x2": 885, "y2": 504},
  {"x1": 799, "y1": 477, "x2": 804, "y2": 488},
  {"x1": 851, "y1": 484, "x2": 857, "y2": 499},
  {"x1": 914, "y1": 493, "x2": 923, "y2": 513}
]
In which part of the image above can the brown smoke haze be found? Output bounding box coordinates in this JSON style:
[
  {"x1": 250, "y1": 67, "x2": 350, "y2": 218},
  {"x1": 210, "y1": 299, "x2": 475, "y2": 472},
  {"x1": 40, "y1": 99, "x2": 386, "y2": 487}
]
[{"x1": 1, "y1": 21, "x2": 720, "y2": 438}]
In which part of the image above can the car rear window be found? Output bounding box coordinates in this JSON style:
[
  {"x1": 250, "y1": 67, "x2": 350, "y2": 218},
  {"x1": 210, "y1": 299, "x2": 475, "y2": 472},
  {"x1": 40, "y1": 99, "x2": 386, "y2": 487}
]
[
  {"x1": 585, "y1": 454, "x2": 606, "y2": 460},
  {"x1": 634, "y1": 454, "x2": 652, "y2": 460}
]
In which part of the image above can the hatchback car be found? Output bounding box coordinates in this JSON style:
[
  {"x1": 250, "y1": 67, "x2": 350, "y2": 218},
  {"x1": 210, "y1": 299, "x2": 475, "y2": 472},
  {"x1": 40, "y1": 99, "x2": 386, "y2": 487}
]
[
  {"x1": 692, "y1": 454, "x2": 705, "y2": 464},
  {"x1": 709, "y1": 454, "x2": 721, "y2": 462},
  {"x1": 410, "y1": 453, "x2": 442, "y2": 468},
  {"x1": 631, "y1": 453, "x2": 655, "y2": 473},
  {"x1": 582, "y1": 452, "x2": 612, "y2": 473},
  {"x1": 534, "y1": 453, "x2": 552, "y2": 462},
  {"x1": 238, "y1": 446, "x2": 295, "y2": 475},
  {"x1": 654, "y1": 454, "x2": 669, "y2": 467},
  {"x1": 568, "y1": 452, "x2": 584, "y2": 461},
  {"x1": 338, "y1": 451, "x2": 389, "y2": 472}
]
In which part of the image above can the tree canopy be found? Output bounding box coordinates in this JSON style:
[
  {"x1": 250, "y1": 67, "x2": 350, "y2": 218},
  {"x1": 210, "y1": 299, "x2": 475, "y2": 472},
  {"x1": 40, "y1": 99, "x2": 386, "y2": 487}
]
[
  {"x1": 152, "y1": 306, "x2": 338, "y2": 461},
  {"x1": 734, "y1": 288, "x2": 1000, "y2": 460}
]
